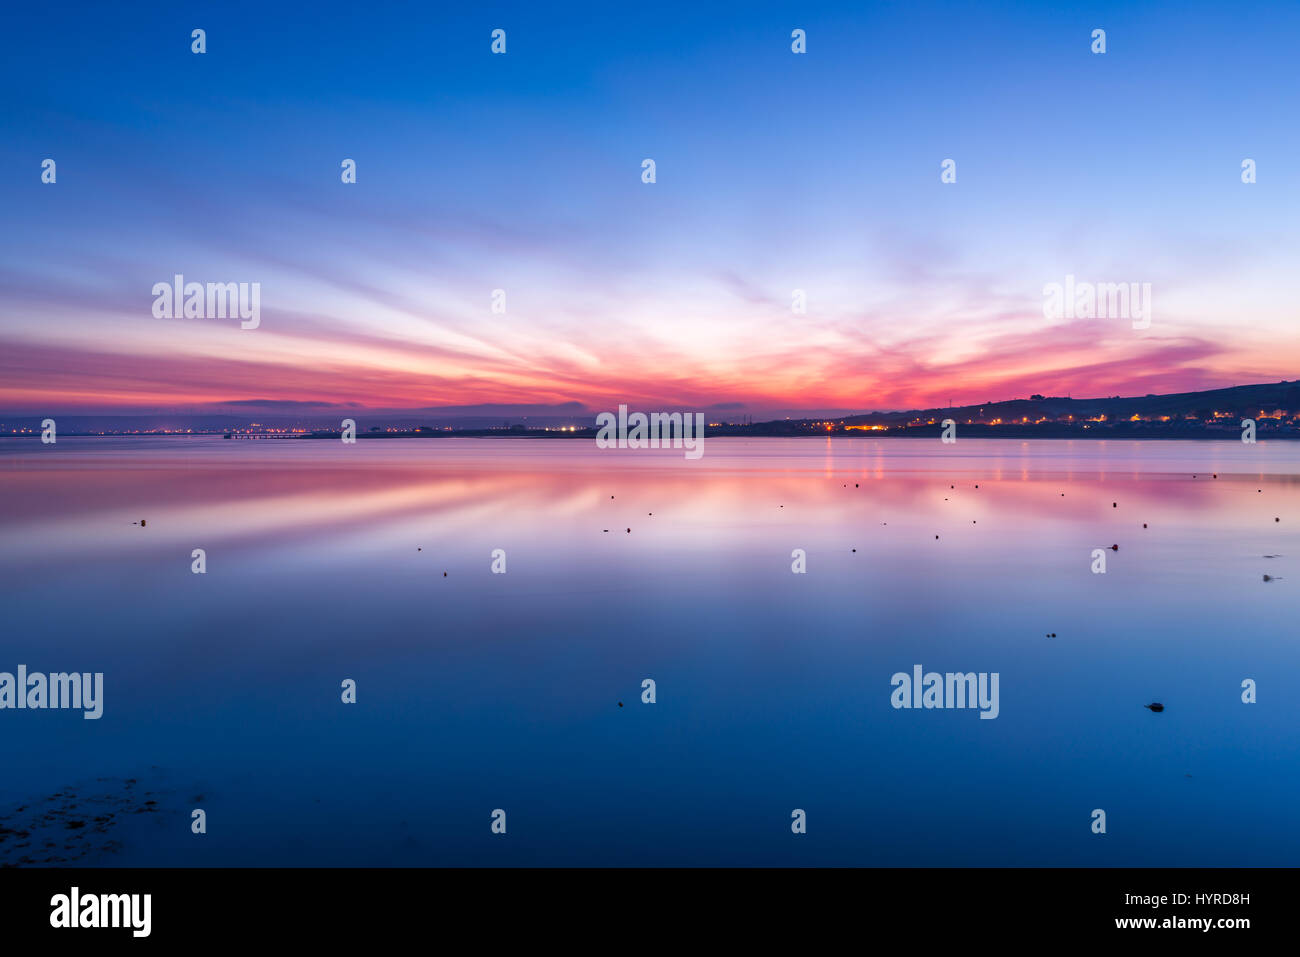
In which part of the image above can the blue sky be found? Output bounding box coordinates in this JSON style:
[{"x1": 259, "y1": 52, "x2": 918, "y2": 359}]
[{"x1": 2, "y1": 1, "x2": 1298, "y2": 416}]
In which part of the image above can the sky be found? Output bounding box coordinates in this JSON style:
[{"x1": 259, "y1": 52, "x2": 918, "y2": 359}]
[{"x1": 2, "y1": 0, "x2": 1299, "y2": 419}]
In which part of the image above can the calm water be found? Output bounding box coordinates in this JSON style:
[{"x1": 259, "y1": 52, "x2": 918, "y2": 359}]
[{"x1": 1, "y1": 436, "x2": 1297, "y2": 866}]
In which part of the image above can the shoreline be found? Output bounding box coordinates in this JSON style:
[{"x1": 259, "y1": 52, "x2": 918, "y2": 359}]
[{"x1": 2, "y1": 429, "x2": 1296, "y2": 442}]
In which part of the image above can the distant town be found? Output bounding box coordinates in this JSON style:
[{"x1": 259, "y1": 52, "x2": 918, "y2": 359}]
[{"x1": 5, "y1": 380, "x2": 1299, "y2": 440}]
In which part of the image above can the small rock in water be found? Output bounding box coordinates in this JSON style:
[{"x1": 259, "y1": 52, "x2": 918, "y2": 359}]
[{"x1": 1144, "y1": 702, "x2": 1164, "y2": 713}]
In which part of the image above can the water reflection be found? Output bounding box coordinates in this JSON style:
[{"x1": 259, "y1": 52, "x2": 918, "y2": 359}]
[{"x1": 0, "y1": 437, "x2": 1297, "y2": 866}]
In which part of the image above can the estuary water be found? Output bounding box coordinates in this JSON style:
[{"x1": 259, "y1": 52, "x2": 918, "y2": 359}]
[{"x1": 1, "y1": 436, "x2": 1297, "y2": 865}]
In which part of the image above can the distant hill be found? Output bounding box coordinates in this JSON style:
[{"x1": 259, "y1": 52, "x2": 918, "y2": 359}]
[{"x1": 836, "y1": 381, "x2": 1300, "y2": 427}]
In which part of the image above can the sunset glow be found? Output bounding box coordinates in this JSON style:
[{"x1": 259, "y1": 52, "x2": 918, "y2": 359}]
[{"x1": 4, "y1": 3, "x2": 1298, "y2": 419}]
